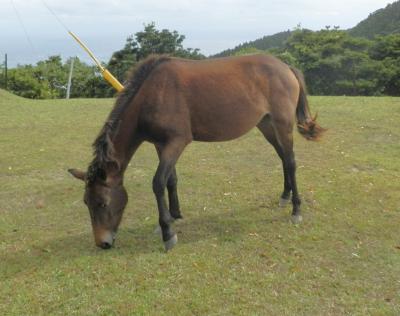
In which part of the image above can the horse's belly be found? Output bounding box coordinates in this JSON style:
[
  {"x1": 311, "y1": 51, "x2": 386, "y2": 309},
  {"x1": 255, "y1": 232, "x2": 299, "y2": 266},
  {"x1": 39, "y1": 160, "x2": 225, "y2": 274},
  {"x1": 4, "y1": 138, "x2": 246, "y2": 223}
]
[{"x1": 191, "y1": 105, "x2": 266, "y2": 142}]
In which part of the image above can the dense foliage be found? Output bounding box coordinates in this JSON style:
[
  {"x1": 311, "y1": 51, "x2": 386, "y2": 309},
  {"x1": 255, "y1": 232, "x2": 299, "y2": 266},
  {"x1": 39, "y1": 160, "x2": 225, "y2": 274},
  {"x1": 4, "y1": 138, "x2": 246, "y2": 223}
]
[
  {"x1": 276, "y1": 30, "x2": 400, "y2": 96},
  {"x1": 2, "y1": 56, "x2": 110, "y2": 99},
  {"x1": 229, "y1": 29, "x2": 400, "y2": 96}
]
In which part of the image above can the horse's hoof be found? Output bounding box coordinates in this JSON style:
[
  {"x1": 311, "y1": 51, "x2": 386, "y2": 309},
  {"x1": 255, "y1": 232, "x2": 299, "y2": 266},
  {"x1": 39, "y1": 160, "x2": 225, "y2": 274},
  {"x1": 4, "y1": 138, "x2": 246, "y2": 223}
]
[
  {"x1": 279, "y1": 197, "x2": 291, "y2": 208},
  {"x1": 164, "y1": 234, "x2": 178, "y2": 252},
  {"x1": 153, "y1": 225, "x2": 162, "y2": 236},
  {"x1": 291, "y1": 215, "x2": 303, "y2": 224},
  {"x1": 171, "y1": 211, "x2": 183, "y2": 220}
]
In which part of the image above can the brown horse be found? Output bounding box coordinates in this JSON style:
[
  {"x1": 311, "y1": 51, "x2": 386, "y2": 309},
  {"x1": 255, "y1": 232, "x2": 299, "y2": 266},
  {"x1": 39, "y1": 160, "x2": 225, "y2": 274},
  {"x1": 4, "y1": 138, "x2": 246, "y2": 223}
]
[{"x1": 69, "y1": 54, "x2": 324, "y2": 251}]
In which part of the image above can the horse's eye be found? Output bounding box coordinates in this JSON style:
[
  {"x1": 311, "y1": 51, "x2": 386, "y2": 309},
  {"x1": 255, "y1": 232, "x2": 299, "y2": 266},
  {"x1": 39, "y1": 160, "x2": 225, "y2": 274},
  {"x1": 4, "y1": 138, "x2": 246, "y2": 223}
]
[{"x1": 98, "y1": 203, "x2": 107, "y2": 208}]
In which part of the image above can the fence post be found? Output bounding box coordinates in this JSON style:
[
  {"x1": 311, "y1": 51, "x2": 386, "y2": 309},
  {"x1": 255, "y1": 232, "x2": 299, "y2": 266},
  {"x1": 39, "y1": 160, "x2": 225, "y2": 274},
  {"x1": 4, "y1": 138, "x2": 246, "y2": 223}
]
[
  {"x1": 4, "y1": 53, "x2": 7, "y2": 90},
  {"x1": 66, "y1": 57, "x2": 74, "y2": 99}
]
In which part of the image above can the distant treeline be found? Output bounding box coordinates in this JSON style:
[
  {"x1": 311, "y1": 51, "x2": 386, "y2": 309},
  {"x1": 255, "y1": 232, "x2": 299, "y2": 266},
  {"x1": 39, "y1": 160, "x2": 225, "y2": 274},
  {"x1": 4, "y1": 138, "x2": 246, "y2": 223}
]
[
  {"x1": 239, "y1": 29, "x2": 400, "y2": 96},
  {"x1": 349, "y1": 0, "x2": 400, "y2": 39},
  {"x1": 1, "y1": 25, "x2": 399, "y2": 98}
]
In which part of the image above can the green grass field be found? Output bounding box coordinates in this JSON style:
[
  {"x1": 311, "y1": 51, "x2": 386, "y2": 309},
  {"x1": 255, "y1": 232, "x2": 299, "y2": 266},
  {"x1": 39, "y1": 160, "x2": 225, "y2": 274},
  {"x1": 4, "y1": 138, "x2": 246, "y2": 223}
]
[{"x1": 0, "y1": 89, "x2": 399, "y2": 315}]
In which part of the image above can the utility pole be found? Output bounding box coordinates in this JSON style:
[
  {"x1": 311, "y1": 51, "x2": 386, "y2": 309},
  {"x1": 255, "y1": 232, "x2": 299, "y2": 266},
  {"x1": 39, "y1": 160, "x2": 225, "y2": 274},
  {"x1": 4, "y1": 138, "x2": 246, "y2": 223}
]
[
  {"x1": 66, "y1": 57, "x2": 74, "y2": 99},
  {"x1": 4, "y1": 53, "x2": 7, "y2": 90}
]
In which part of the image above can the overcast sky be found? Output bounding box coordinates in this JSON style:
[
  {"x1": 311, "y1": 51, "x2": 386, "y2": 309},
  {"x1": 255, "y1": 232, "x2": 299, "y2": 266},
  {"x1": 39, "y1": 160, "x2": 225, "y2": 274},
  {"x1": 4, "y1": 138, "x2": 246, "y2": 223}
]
[{"x1": 0, "y1": 0, "x2": 393, "y2": 67}]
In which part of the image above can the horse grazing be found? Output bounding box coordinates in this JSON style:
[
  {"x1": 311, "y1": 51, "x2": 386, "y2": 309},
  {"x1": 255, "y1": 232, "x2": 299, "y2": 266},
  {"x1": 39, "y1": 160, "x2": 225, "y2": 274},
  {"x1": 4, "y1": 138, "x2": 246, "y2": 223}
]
[{"x1": 69, "y1": 54, "x2": 324, "y2": 251}]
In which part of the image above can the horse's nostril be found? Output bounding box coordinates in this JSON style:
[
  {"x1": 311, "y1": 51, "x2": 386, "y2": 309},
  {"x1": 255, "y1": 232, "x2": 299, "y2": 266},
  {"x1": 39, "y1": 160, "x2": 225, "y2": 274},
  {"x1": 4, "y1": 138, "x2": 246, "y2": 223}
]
[{"x1": 100, "y1": 241, "x2": 112, "y2": 249}]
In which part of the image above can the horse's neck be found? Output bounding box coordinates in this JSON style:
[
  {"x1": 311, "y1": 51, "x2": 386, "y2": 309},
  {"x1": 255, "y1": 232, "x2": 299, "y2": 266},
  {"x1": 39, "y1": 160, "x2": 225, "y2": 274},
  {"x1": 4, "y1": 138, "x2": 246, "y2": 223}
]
[{"x1": 109, "y1": 107, "x2": 142, "y2": 175}]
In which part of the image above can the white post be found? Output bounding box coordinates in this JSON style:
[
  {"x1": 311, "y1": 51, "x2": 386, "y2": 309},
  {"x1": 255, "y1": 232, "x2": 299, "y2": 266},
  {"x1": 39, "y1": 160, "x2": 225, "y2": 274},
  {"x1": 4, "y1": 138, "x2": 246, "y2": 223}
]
[{"x1": 66, "y1": 58, "x2": 75, "y2": 99}]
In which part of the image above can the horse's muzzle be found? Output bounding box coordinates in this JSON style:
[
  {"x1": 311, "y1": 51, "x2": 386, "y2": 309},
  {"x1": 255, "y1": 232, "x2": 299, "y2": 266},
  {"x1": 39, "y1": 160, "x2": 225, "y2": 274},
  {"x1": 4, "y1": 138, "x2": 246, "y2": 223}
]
[{"x1": 95, "y1": 230, "x2": 116, "y2": 249}]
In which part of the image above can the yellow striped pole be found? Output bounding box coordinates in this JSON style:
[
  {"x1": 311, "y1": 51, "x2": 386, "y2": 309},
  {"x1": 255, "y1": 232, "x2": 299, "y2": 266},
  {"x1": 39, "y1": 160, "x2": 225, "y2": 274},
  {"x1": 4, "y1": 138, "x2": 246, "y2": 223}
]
[{"x1": 68, "y1": 31, "x2": 124, "y2": 92}]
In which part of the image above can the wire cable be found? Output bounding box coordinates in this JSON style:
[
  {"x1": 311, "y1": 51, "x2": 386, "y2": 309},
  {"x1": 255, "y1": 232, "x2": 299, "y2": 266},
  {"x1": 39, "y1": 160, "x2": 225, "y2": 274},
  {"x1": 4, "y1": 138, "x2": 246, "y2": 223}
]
[
  {"x1": 10, "y1": 0, "x2": 38, "y2": 55},
  {"x1": 40, "y1": 0, "x2": 70, "y2": 32}
]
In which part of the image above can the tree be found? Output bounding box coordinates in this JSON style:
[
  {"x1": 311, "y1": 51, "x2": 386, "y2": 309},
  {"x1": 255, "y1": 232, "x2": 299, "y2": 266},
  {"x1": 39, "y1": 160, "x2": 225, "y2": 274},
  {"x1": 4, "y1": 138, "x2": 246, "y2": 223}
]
[
  {"x1": 0, "y1": 62, "x2": 5, "y2": 89},
  {"x1": 7, "y1": 65, "x2": 53, "y2": 99},
  {"x1": 108, "y1": 36, "x2": 139, "y2": 84},
  {"x1": 233, "y1": 46, "x2": 265, "y2": 56},
  {"x1": 281, "y1": 29, "x2": 385, "y2": 95},
  {"x1": 134, "y1": 22, "x2": 204, "y2": 60},
  {"x1": 108, "y1": 22, "x2": 205, "y2": 83},
  {"x1": 369, "y1": 34, "x2": 400, "y2": 95},
  {"x1": 35, "y1": 56, "x2": 66, "y2": 97}
]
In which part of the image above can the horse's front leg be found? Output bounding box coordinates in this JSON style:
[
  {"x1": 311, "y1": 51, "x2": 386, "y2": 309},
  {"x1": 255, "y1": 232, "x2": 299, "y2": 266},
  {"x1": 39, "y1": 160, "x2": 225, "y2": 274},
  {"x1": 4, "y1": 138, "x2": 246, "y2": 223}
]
[
  {"x1": 152, "y1": 140, "x2": 187, "y2": 251},
  {"x1": 152, "y1": 166, "x2": 182, "y2": 237},
  {"x1": 155, "y1": 144, "x2": 182, "y2": 220}
]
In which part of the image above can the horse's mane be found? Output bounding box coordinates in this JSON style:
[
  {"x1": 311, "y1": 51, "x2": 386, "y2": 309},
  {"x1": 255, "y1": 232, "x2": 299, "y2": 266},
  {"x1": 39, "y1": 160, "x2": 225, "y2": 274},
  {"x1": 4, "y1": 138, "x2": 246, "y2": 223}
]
[{"x1": 87, "y1": 55, "x2": 170, "y2": 182}]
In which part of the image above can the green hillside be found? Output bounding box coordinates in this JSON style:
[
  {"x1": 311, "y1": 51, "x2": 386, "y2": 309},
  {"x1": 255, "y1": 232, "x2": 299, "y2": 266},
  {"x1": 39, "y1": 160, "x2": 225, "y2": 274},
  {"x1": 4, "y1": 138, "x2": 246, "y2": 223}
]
[
  {"x1": 212, "y1": 31, "x2": 291, "y2": 57},
  {"x1": 214, "y1": 1, "x2": 400, "y2": 57},
  {"x1": 0, "y1": 88, "x2": 28, "y2": 102},
  {"x1": 349, "y1": 0, "x2": 400, "y2": 38}
]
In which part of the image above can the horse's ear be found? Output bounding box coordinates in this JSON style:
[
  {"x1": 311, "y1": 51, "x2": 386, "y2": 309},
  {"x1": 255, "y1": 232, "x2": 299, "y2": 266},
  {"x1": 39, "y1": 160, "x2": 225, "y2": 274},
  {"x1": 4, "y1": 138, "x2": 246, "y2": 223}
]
[{"x1": 68, "y1": 168, "x2": 86, "y2": 181}]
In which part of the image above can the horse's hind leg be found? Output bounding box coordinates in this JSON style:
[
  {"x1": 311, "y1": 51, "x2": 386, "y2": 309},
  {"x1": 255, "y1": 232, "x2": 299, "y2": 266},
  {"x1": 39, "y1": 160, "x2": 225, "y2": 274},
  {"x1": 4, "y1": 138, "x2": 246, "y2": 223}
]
[
  {"x1": 166, "y1": 168, "x2": 182, "y2": 219},
  {"x1": 155, "y1": 145, "x2": 182, "y2": 219},
  {"x1": 257, "y1": 115, "x2": 291, "y2": 206},
  {"x1": 271, "y1": 117, "x2": 302, "y2": 224}
]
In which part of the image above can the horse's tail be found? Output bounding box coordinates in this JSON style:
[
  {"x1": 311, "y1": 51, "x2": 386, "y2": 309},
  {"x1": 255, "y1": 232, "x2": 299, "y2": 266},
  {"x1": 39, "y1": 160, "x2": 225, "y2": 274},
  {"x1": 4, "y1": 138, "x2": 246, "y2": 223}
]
[{"x1": 290, "y1": 67, "x2": 325, "y2": 141}]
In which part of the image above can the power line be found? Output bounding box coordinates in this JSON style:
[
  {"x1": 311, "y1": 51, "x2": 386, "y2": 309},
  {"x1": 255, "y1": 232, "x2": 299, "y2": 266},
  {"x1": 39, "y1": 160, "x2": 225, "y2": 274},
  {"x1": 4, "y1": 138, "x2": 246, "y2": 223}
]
[
  {"x1": 10, "y1": 0, "x2": 38, "y2": 55},
  {"x1": 40, "y1": 0, "x2": 70, "y2": 32}
]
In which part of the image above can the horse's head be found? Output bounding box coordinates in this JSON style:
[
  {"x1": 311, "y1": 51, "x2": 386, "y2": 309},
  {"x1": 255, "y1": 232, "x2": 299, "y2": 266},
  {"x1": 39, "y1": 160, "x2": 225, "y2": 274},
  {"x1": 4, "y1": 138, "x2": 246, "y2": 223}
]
[{"x1": 68, "y1": 166, "x2": 128, "y2": 249}]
